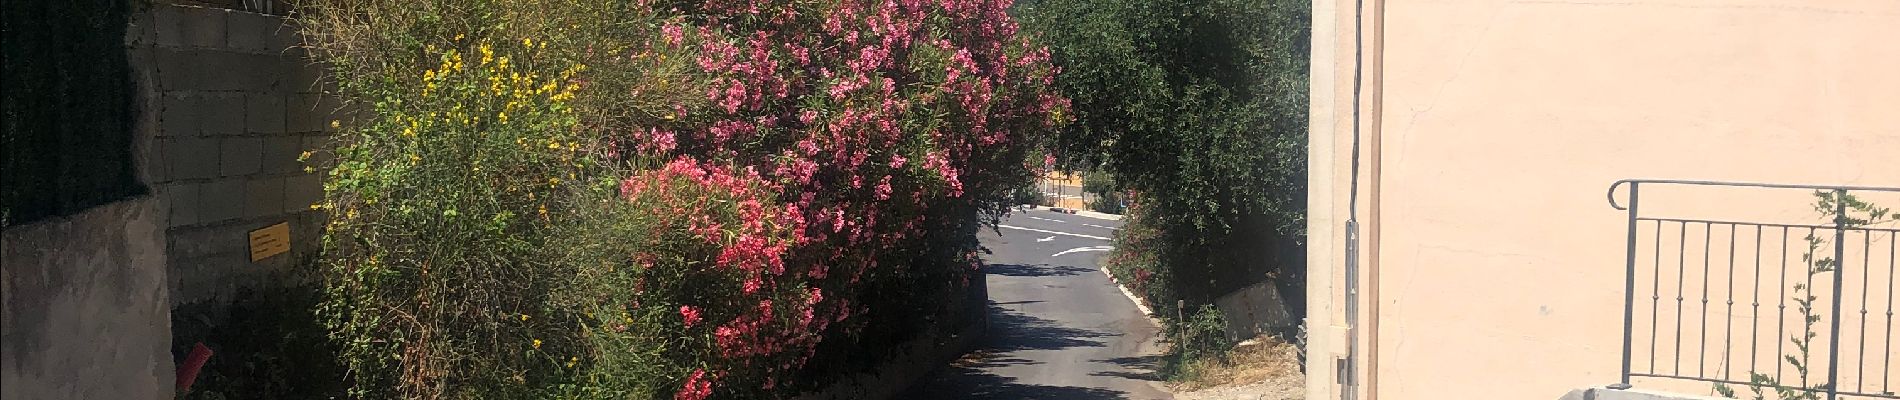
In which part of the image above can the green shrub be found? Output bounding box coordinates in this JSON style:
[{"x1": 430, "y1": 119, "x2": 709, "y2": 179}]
[
  {"x1": 1161, "y1": 305, "x2": 1232, "y2": 382},
  {"x1": 302, "y1": 0, "x2": 1065, "y2": 398},
  {"x1": 1022, "y1": 0, "x2": 1311, "y2": 314},
  {"x1": 303, "y1": 2, "x2": 640, "y2": 396}
]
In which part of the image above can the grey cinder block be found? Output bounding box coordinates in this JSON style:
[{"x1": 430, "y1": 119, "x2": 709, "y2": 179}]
[
  {"x1": 166, "y1": 182, "x2": 203, "y2": 228},
  {"x1": 219, "y1": 137, "x2": 262, "y2": 177},
  {"x1": 245, "y1": 178, "x2": 286, "y2": 219},
  {"x1": 246, "y1": 94, "x2": 286, "y2": 133},
  {"x1": 199, "y1": 179, "x2": 246, "y2": 224},
  {"x1": 166, "y1": 136, "x2": 220, "y2": 180}
]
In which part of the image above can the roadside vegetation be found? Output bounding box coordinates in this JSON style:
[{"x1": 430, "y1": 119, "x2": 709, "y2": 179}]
[
  {"x1": 1016, "y1": 0, "x2": 1311, "y2": 380},
  {"x1": 299, "y1": 0, "x2": 1065, "y2": 397},
  {"x1": 1172, "y1": 335, "x2": 1304, "y2": 400}
]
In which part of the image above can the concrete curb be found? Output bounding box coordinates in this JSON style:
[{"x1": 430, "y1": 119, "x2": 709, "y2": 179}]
[{"x1": 1101, "y1": 265, "x2": 1165, "y2": 327}]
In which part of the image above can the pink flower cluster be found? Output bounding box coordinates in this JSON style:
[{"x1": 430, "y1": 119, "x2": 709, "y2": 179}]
[
  {"x1": 614, "y1": 0, "x2": 1067, "y2": 397},
  {"x1": 675, "y1": 369, "x2": 713, "y2": 400}
]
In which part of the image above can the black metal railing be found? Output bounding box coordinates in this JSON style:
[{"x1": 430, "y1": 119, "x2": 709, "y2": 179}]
[{"x1": 1607, "y1": 180, "x2": 1899, "y2": 400}]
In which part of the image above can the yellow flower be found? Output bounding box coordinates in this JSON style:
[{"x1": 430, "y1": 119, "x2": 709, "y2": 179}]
[
  {"x1": 531, "y1": 339, "x2": 542, "y2": 349},
  {"x1": 520, "y1": 314, "x2": 530, "y2": 321},
  {"x1": 454, "y1": 33, "x2": 465, "y2": 41},
  {"x1": 329, "y1": 120, "x2": 341, "y2": 129},
  {"x1": 565, "y1": 357, "x2": 578, "y2": 368},
  {"x1": 522, "y1": 37, "x2": 533, "y2": 48}
]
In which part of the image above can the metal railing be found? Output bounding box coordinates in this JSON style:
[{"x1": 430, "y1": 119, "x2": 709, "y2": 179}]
[{"x1": 1607, "y1": 179, "x2": 1899, "y2": 399}]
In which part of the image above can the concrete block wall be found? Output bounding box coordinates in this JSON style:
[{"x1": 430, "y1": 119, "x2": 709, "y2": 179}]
[{"x1": 134, "y1": 3, "x2": 339, "y2": 306}]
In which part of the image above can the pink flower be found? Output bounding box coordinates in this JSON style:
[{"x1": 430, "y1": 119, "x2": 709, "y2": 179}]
[
  {"x1": 663, "y1": 24, "x2": 686, "y2": 46},
  {"x1": 680, "y1": 305, "x2": 703, "y2": 328},
  {"x1": 676, "y1": 369, "x2": 713, "y2": 400},
  {"x1": 874, "y1": 176, "x2": 893, "y2": 200}
]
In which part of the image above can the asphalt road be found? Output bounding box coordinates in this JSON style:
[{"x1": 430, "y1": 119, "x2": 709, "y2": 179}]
[{"x1": 903, "y1": 208, "x2": 1171, "y2": 399}]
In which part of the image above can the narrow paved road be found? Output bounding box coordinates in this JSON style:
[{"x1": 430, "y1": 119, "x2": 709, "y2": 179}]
[{"x1": 905, "y1": 208, "x2": 1171, "y2": 399}]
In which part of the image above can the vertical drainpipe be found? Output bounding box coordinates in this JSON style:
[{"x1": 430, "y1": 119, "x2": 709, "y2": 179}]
[{"x1": 1340, "y1": 0, "x2": 1366, "y2": 394}]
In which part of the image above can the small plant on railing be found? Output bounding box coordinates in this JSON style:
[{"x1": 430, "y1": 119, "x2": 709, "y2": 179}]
[{"x1": 1716, "y1": 191, "x2": 1894, "y2": 399}]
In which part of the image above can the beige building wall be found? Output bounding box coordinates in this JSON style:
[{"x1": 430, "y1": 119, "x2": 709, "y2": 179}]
[{"x1": 1306, "y1": 1, "x2": 1900, "y2": 399}]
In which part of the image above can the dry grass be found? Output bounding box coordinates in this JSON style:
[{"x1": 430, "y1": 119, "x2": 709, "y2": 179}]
[{"x1": 1171, "y1": 335, "x2": 1305, "y2": 400}]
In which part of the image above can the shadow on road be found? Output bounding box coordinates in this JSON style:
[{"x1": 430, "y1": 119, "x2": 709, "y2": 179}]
[
  {"x1": 911, "y1": 365, "x2": 1136, "y2": 399},
  {"x1": 983, "y1": 303, "x2": 1111, "y2": 352},
  {"x1": 1090, "y1": 355, "x2": 1165, "y2": 382},
  {"x1": 984, "y1": 263, "x2": 1099, "y2": 277},
  {"x1": 903, "y1": 303, "x2": 1137, "y2": 399}
]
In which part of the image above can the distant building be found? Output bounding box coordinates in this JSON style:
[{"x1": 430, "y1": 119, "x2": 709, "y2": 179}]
[{"x1": 1037, "y1": 171, "x2": 1092, "y2": 210}]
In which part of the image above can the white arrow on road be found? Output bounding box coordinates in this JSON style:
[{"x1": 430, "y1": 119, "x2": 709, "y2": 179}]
[
  {"x1": 1036, "y1": 236, "x2": 1057, "y2": 242},
  {"x1": 1050, "y1": 246, "x2": 1114, "y2": 257},
  {"x1": 997, "y1": 224, "x2": 1112, "y2": 241}
]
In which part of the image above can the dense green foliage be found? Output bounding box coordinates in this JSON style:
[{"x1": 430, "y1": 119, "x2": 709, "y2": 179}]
[
  {"x1": 1019, "y1": 0, "x2": 1309, "y2": 319},
  {"x1": 301, "y1": 0, "x2": 1062, "y2": 397},
  {"x1": 1082, "y1": 170, "x2": 1124, "y2": 214},
  {"x1": 1, "y1": 0, "x2": 142, "y2": 226}
]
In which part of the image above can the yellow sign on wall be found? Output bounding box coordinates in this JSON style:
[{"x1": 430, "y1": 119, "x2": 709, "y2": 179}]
[{"x1": 248, "y1": 222, "x2": 291, "y2": 262}]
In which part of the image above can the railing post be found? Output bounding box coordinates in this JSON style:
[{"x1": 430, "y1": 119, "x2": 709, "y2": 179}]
[
  {"x1": 1618, "y1": 182, "x2": 1641, "y2": 388},
  {"x1": 1825, "y1": 189, "x2": 1847, "y2": 400}
]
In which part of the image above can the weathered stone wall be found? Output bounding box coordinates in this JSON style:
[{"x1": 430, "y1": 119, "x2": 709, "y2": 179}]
[
  {"x1": 2, "y1": 4, "x2": 339, "y2": 399},
  {"x1": 1213, "y1": 280, "x2": 1297, "y2": 341},
  {"x1": 134, "y1": 3, "x2": 336, "y2": 306},
  {"x1": 1, "y1": 198, "x2": 174, "y2": 399}
]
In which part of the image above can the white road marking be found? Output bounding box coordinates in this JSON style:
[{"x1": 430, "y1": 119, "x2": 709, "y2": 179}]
[
  {"x1": 1025, "y1": 216, "x2": 1068, "y2": 223},
  {"x1": 1036, "y1": 236, "x2": 1056, "y2": 242},
  {"x1": 997, "y1": 224, "x2": 1112, "y2": 241},
  {"x1": 1051, "y1": 246, "x2": 1114, "y2": 257},
  {"x1": 1080, "y1": 223, "x2": 1120, "y2": 231}
]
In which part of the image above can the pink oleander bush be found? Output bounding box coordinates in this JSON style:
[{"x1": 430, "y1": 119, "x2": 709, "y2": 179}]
[{"x1": 302, "y1": 0, "x2": 1064, "y2": 398}]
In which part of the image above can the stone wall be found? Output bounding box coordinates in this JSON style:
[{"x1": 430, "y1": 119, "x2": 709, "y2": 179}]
[
  {"x1": 1212, "y1": 280, "x2": 1297, "y2": 341},
  {"x1": 133, "y1": 3, "x2": 337, "y2": 306},
  {"x1": 1, "y1": 198, "x2": 174, "y2": 399},
  {"x1": 2, "y1": 4, "x2": 338, "y2": 399}
]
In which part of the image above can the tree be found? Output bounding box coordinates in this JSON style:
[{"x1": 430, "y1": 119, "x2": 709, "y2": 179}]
[{"x1": 1019, "y1": 0, "x2": 1309, "y2": 317}]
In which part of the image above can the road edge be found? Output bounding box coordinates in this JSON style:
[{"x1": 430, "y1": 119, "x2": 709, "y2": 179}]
[{"x1": 1100, "y1": 265, "x2": 1164, "y2": 328}]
